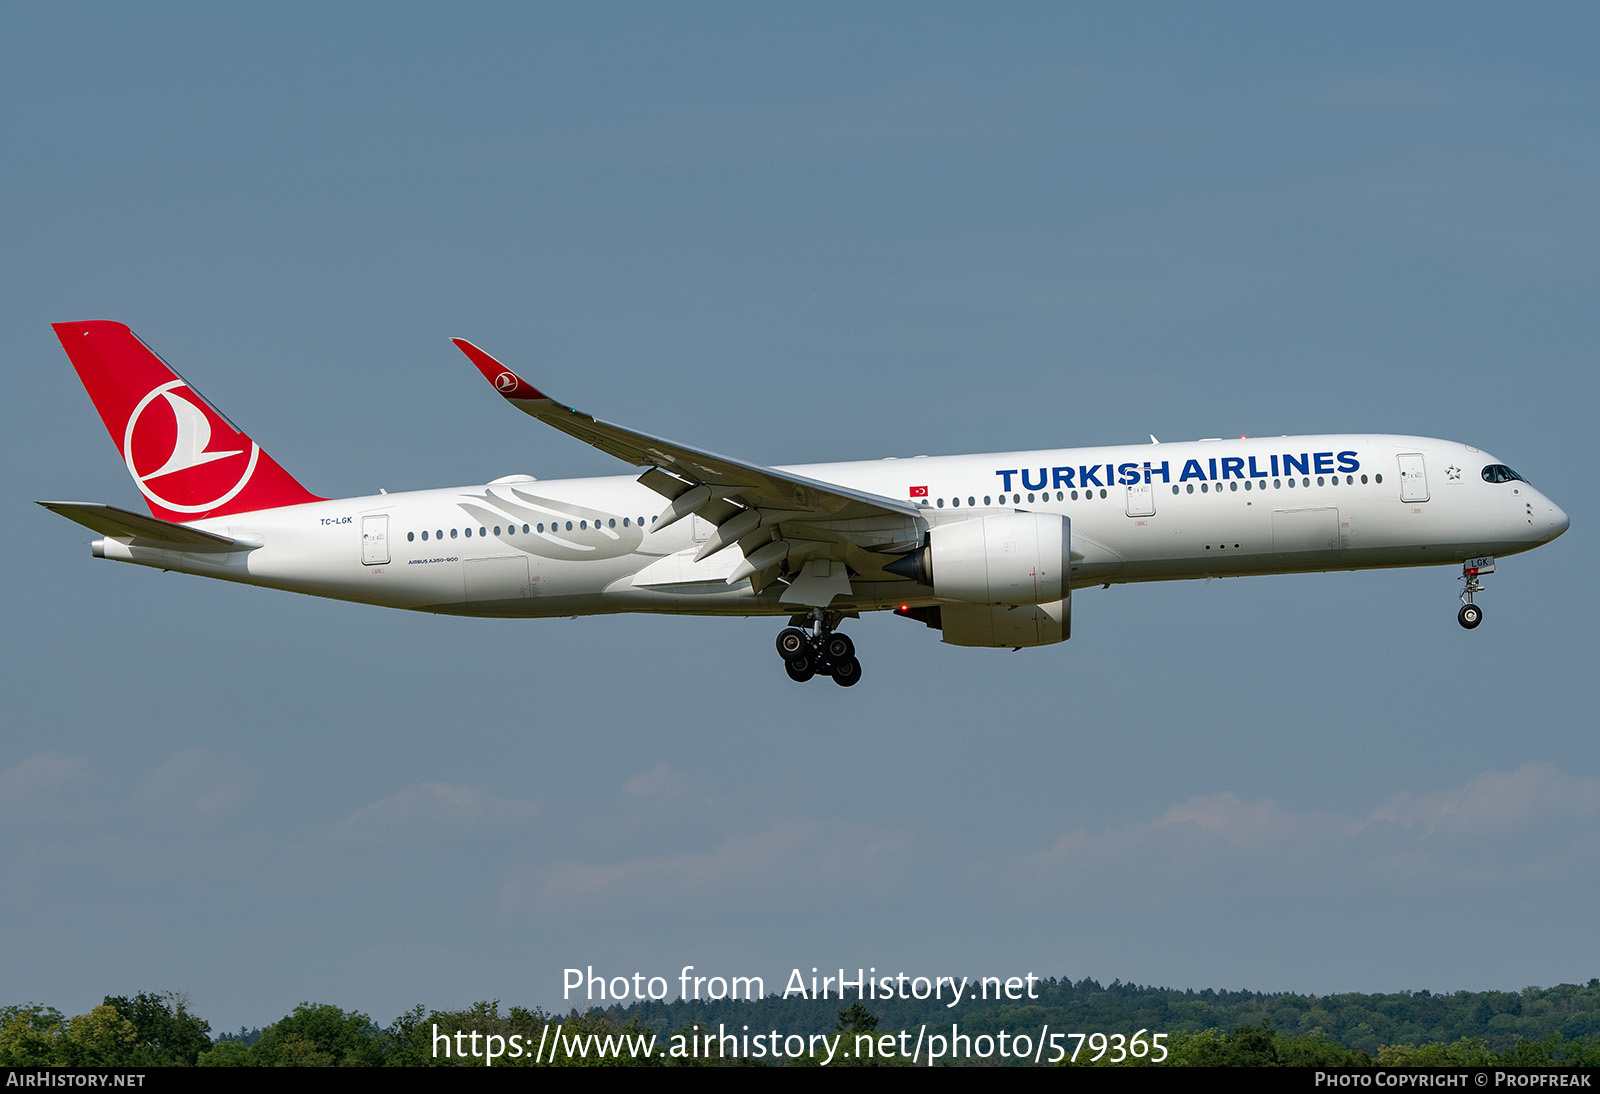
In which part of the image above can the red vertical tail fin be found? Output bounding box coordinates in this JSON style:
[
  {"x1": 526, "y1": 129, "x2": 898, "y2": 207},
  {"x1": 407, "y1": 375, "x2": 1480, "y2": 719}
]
[{"x1": 53, "y1": 321, "x2": 323, "y2": 522}]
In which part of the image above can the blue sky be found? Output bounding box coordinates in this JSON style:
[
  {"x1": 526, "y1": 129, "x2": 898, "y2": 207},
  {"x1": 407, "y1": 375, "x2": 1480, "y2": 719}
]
[{"x1": 3, "y1": 4, "x2": 1595, "y2": 1032}]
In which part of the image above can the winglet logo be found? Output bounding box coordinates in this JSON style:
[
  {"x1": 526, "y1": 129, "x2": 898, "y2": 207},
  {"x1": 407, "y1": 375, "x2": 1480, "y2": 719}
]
[
  {"x1": 122, "y1": 380, "x2": 261, "y2": 514},
  {"x1": 495, "y1": 371, "x2": 519, "y2": 393}
]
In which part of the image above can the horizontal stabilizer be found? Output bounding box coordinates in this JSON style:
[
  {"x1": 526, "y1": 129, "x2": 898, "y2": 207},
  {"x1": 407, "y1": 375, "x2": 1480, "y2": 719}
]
[{"x1": 38, "y1": 501, "x2": 251, "y2": 551}]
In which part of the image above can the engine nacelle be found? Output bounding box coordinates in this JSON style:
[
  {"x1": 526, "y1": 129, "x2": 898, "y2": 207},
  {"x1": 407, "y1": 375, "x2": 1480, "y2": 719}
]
[
  {"x1": 896, "y1": 512, "x2": 1071, "y2": 605},
  {"x1": 894, "y1": 595, "x2": 1072, "y2": 647},
  {"x1": 941, "y1": 597, "x2": 1071, "y2": 647}
]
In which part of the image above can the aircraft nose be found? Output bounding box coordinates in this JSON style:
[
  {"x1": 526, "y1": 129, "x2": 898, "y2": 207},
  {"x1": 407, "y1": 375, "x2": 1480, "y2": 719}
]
[{"x1": 1547, "y1": 499, "x2": 1570, "y2": 541}]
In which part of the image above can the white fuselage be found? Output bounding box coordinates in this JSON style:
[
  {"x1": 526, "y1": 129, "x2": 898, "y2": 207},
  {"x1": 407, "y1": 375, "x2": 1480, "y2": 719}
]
[{"x1": 92, "y1": 434, "x2": 1569, "y2": 621}]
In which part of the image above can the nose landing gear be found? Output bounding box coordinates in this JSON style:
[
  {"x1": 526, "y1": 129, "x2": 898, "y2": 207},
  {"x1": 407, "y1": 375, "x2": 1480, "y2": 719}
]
[
  {"x1": 776, "y1": 609, "x2": 862, "y2": 686},
  {"x1": 1458, "y1": 556, "x2": 1493, "y2": 630}
]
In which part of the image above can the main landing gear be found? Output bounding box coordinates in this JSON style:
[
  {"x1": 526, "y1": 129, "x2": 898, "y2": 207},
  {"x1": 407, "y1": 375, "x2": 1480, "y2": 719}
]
[
  {"x1": 1458, "y1": 556, "x2": 1494, "y2": 630},
  {"x1": 775, "y1": 609, "x2": 861, "y2": 687}
]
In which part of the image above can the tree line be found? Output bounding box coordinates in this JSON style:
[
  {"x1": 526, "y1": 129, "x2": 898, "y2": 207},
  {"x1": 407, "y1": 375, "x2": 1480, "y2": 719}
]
[{"x1": 5, "y1": 979, "x2": 1600, "y2": 1066}]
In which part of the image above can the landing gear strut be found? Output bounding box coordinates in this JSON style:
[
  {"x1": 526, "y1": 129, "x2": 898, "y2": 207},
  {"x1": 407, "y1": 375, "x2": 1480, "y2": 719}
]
[
  {"x1": 1458, "y1": 556, "x2": 1493, "y2": 630},
  {"x1": 775, "y1": 609, "x2": 862, "y2": 686}
]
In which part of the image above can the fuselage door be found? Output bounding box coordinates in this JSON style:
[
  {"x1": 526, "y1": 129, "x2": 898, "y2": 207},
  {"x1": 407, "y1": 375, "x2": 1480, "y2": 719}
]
[
  {"x1": 1126, "y1": 481, "x2": 1155, "y2": 518},
  {"x1": 1397, "y1": 453, "x2": 1429, "y2": 502},
  {"x1": 361, "y1": 515, "x2": 390, "y2": 565}
]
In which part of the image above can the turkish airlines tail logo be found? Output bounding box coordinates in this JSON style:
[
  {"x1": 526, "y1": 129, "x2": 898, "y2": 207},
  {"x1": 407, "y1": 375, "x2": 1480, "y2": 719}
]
[
  {"x1": 54, "y1": 321, "x2": 323, "y2": 522},
  {"x1": 124, "y1": 380, "x2": 260, "y2": 514}
]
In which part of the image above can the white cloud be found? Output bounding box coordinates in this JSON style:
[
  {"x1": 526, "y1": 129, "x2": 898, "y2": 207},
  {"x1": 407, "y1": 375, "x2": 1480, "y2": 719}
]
[
  {"x1": 339, "y1": 781, "x2": 541, "y2": 842},
  {"x1": 525, "y1": 820, "x2": 910, "y2": 910},
  {"x1": 622, "y1": 762, "x2": 683, "y2": 798},
  {"x1": 136, "y1": 745, "x2": 260, "y2": 817},
  {"x1": 1028, "y1": 764, "x2": 1600, "y2": 891},
  {"x1": 0, "y1": 752, "x2": 92, "y2": 801},
  {"x1": 1361, "y1": 762, "x2": 1600, "y2": 835}
]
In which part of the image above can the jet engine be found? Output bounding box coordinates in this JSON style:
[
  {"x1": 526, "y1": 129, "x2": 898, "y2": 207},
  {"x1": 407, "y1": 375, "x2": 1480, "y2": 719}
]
[
  {"x1": 887, "y1": 512, "x2": 1072, "y2": 648},
  {"x1": 889, "y1": 512, "x2": 1070, "y2": 605}
]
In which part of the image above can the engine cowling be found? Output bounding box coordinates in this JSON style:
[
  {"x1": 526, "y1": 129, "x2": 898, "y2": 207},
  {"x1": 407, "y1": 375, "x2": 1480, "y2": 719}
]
[
  {"x1": 894, "y1": 512, "x2": 1070, "y2": 605},
  {"x1": 941, "y1": 597, "x2": 1070, "y2": 647}
]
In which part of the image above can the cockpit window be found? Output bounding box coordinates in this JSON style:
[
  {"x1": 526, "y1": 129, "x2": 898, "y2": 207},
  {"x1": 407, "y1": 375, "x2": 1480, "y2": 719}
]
[{"x1": 1481, "y1": 464, "x2": 1526, "y2": 484}]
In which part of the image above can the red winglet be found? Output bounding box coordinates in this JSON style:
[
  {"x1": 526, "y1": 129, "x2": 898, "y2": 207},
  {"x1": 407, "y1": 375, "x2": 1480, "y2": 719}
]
[
  {"x1": 452, "y1": 339, "x2": 547, "y2": 401},
  {"x1": 53, "y1": 321, "x2": 323, "y2": 522}
]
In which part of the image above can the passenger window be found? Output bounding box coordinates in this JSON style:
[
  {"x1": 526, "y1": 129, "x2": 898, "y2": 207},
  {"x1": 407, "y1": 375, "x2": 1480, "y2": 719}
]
[{"x1": 407, "y1": 532, "x2": 415, "y2": 542}]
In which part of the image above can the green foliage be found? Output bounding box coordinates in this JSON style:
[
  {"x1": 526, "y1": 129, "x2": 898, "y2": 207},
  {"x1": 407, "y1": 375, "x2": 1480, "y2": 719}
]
[
  {"x1": 11, "y1": 978, "x2": 1600, "y2": 1067},
  {"x1": 391, "y1": 999, "x2": 668, "y2": 1067},
  {"x1": 0, "y1": 1005, "x2": 140, "y2": 1067},
  {"x1": 196, "y1": 1039, "x2": 254, "y2": 1067},
  {"x1": 836, "y1": 1002, "x2": 879, "y2": 1034},
  {"x1": 247, "y1": 1003, "x2": 388, "y2": 1066},
  {"x1": 0, "y1": 1005, "x2": 67, "y2": 1066},
  {"x1": 58, "y1": 1005, "x2": 139, "y2": 1067},
  {"x1": 1378, "y1": 1037, "x2": 1498, "y2": 1066},
  {"x1": 103, "y1": 991, "x2": 213, "y2": 1066},
  {"x1": 1152, "y1": 1022, "x2": 1371, "y2": 1067}
]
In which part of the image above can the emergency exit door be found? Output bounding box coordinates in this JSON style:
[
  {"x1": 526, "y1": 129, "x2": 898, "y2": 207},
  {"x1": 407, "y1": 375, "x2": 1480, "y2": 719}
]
[{"x1": 361, "y1": 515, "x2": 389, "y2": 565}]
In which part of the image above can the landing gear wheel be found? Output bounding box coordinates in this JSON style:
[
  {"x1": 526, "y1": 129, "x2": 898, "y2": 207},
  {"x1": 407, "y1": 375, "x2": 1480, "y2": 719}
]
[
  {"x1": 785, "y1": 658, "x2": 816, "y2": 682},
  {"x1": 822, "y1": 633, "x2": 855, "y2": 662},
  {"x1": 1458, "y1": 604, "x2": 1483, "y2": 629},
  {"x1": 774, "y1": 611, "x2": 863, "y2": 684},
  {"x1": 776, "y1": 628, "x2": 809, "y2": 660}
]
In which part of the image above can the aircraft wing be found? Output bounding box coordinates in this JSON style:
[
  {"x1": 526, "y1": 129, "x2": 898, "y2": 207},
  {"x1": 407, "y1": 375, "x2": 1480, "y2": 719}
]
[{"x1": 453, "y1": 339, "x2": 926, "y2": 604}]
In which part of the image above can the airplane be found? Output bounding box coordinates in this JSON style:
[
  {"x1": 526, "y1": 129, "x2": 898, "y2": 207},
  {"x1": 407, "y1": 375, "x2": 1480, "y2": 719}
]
[{"x1": 42, "y1": 321, "x2": 1569, "y2": 686}]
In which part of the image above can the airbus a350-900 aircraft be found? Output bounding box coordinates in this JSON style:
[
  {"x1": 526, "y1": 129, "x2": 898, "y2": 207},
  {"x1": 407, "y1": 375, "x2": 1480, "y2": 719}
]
[{"x1": 43, "y1": 321, "x2": 1568, "y2": 685}]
